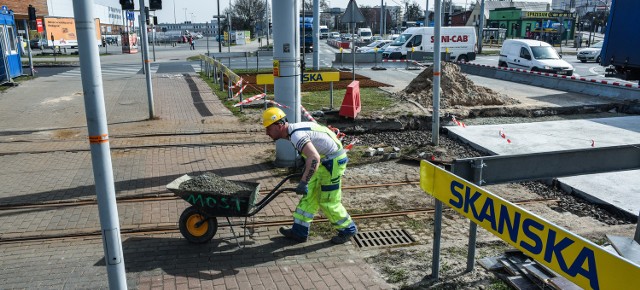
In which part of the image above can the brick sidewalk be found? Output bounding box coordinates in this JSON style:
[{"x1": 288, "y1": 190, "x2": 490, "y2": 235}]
[{"x1": 0, "y1": 61, "x2": 395, "y2": 288}]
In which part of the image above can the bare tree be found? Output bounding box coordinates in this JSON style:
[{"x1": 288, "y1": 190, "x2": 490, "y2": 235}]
[
  {"x1": 406, "y1": 1, "x2": 422, "y2": 21},
  {"x1": 226, "y1": 0, "x2": 267, "y2": 36}
]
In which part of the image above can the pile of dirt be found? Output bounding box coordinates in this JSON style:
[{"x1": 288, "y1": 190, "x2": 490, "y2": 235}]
[
  {"x1": 179, "y1": 173, "x2": 253, "y2": 197},
  {"x1": 397, "y1": 62, "x2": 519, "y2": 108}
]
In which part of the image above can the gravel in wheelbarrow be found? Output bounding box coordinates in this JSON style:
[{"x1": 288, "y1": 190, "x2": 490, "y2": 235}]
[{"x1": 167, "y1": 173, "x2": 261, "y2": 217}]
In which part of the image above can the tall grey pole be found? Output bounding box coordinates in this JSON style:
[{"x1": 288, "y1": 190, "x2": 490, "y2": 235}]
[
  {"x1": 425, "y1": 0, "x2": 429, "y2": 27},
  {"x1": 139, "y1": 0, "x2": 155, "y2": 119},
  {"x1": 431, "y1": 0, "x2": 443, "y2": 280},
  {"x1": 351, "y1": 2, "x2": 355, "y2": 82},
  {"x1": 71, "y1": 1, "x2": 127, "y2": 288},
  {"x1": 380, "y1": 0, "x2": 384, "y2": 35},
  {"x1": 23, "y1": 20, "x2": 35, "y2": 76},
  {"x1": 273, "y1": 0, "x2": 300, "y2": 167},
  {"x1": 217, "y1": 0, "x2": 222, "y2": 52},
  {"x1": 477, "y1": 0, "x2": 485, "y2": 54},
  {"x1": 228, "y1": 12, "x2": 231, "y2": 53},
  {"x1": 431, "y1": 0, "x2": 441, "y2": 146},
  {"x1": 265, "y1": 0, "x2": 270, "y2": 47},
  {"x1": 313, "y1": 0, "x2": 319, "y2": 70}
]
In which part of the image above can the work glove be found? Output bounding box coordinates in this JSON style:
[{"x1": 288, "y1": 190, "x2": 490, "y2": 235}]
[{"x1": 295, "y1": 181, "x2": 308, "y2": 195}]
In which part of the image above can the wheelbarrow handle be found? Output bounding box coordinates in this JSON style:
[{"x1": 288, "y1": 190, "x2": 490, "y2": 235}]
[
  {"x1": 247, "y1": 187, "x2": 297, "y2": 216},
  {"x1": 249, "y1": 173, "x2": 302, "y2": 215}
]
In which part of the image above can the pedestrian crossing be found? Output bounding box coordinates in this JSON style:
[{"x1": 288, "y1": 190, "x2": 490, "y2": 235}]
[{"x1": 50, "y1": 63, "x2": 160, "y2": 78}]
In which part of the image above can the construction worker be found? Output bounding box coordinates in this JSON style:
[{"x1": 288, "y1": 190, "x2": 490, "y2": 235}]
[{"x1": 262, "y1": 107, "x2": 357, "y2": 244}]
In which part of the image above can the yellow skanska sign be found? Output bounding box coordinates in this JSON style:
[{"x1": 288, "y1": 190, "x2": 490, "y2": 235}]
[
  {"x1": 256, "y1": 72, "x2": 340, "y2": 85},
  {"x1": 419, "y1": 160, "x2": 640, "y2": 290}
]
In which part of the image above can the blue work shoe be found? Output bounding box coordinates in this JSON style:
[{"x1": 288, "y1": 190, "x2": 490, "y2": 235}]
[
  {"x1": 279, "y1": 226, "x2": 307, "y2": 243},
  {"x1": 330, "y1": 231, "x2": 357, "y2": 244}
]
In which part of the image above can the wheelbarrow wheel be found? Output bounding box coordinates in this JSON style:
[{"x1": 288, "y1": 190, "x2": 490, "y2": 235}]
[{"x1": 179, "y1": 206, "x2": 217, "y2": 243}]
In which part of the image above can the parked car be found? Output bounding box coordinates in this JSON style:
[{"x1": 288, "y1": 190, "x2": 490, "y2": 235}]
[
  {"x1": 29, "y1": 39, "x2": 47, "y2": 49},
  {"x1": 357, "y1": 40, "x2": 392, "y2": 53},
  {"x1": 577, "y1": 41, "x2": 603, "y2": 63},
  {"x1": 498, "y1": 39, "x2": 574, "y2": 76}
]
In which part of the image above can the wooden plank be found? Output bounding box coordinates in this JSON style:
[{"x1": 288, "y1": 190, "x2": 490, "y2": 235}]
[
  {"x1": 499, "y1": 258, "x2": 520, "y2": 276},
  {"x1": 478, "y1": 256, "x2": 504, "y2": 271},
  {"x1": 523, "y1": 263, "x2": 554, "y2": 285},
  {"x1": 548, "y1": 276, "x2": 582, "y2": 290},
  {"x1": 506, "y1": 275, "x2": 540, "y2": 290}
]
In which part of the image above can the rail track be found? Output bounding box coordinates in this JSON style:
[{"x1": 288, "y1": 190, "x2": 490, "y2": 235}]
[
  {"x1": 0, "y1": 197, "x2": 558, "y2": 245},
  {"x1": 0, "y1": 130, "x2": 270, "y2": 156},
  {"x1": 0, "y1": 181, "x2": 422, "y2": 211}
]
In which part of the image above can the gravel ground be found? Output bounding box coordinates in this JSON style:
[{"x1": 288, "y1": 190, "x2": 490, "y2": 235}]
[{"x1": 336, "y1": 128, "x2": 635, "y2": 289}]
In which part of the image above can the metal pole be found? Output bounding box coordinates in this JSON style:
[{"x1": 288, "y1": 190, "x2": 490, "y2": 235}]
[
  {"x1": 139, "y1": 0, "x2": 155, "y2": 119},
  {"x1": 330, "y1": 81, "x2": 334, "y2": 110},
  {"x1": 431, "y1": 0, "x2": 442, "y2": 146},
  {"x1": 23, "y1": 20, "x2": 35, "y2": 76},
  {"x1": 71, "y1": 1, "x2": 126, "y2": 288},
  {"x1": 432, "y1": 200, "x2": 443, "y2": 279},
  {"x1": 466, "y1": 159, "x2": 483, "y2": 272},
  {"x1": 266, "y1": 0, "x2": 270, "y2": 47},
  {"x1": 218, "y1": 0, "x2": 222, "y2": 52},
  {"x1": 381, "y1": 0, "x2": 384, "y2": 35},
  {"x1": 273, "y1": 0, "x2": 300, "y2": 167},
  {"x1": 425, "y1": 0, "x2": 429, "y2": 27},
  {"x1": 313, "y1": 0, "x2": 320, "y2": 70},
  {"x1": 228, "y1": 12, "x2": 231, "y2": 53},
  {"x1": 478, "y1": 0, "x2": 485, "y2": 54},
  {"x1": 152, "y1": 24, "x2": 156, "y2": 61},
  {"x1": 634, "y1": 210, "x2": 640, "y2": 244}
]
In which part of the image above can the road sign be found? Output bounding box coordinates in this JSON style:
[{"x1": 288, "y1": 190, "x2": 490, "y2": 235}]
[
  {"x1": 272, "y1": 60, "x2": 280, "y2": 77},
  {"x1": 420, "y1": 160, "x2": 640, "y2": 290},
  {"x1": 258, "y1": 72, "x2": 339, "y2": 84},
  {"x1": 340, "y1": 0, "x2": 365, "y2": 23}
]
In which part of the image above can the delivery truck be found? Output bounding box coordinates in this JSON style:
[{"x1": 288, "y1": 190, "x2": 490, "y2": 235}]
[
  {"x1": 601, "y1": 0, "x2": 640, "y2": 81},
  {"x1": 382, "y1": 26, "x2": 477, "y2": 62}
]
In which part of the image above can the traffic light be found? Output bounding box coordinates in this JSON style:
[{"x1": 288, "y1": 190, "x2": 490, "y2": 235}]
[
  {"x1": 269, "y1": 22, "x2": 272, "y2": 31},
  {"x1": 153, "y1": 16, "x2": 158, "y2": 26},
  {"x1": 150, "y1": 0, "x2": 162, "y2": 10},
  {"x1": 120, "y1": 0, "x2": 134, "y2": 10},
  {"x1": 145, "y1": 7, "x2": 150, "y2": 25},
  {"x1": 28, "y1": 5, "x2": 37, "y2": 21}
]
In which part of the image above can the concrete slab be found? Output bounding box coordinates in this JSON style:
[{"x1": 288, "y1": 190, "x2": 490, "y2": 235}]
[{"x1": 446, "y1": 116, "x2": 640, "y2": 216}]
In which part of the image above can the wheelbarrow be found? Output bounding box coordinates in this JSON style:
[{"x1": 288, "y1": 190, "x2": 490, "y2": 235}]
[{"x1": 166, "y1": 173, "x2": 299, "y2": 244}]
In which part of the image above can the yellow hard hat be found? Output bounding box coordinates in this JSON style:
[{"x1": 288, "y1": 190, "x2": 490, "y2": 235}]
[{"x1": 262, "y1": 107, "x2": 286, "y2": 128}]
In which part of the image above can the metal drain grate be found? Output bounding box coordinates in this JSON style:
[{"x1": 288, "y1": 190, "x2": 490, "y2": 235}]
[{"x1": 353, "y1": 229, "x2": 415, "y2": 248}]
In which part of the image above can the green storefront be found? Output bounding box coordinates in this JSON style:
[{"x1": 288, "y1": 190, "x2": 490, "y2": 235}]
[{"x1": 488, "y1": 8, "x2": 576, "y2": 46}]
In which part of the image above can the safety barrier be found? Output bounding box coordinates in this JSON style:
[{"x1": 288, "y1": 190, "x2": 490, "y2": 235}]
[{"x1": 458, "y1": 62, "x2": 640, "y2": 101}]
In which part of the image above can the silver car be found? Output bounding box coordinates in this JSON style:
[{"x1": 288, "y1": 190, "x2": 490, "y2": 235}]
[{"x1": 577, "y1": 41, "x2": 603, "y2": 63}]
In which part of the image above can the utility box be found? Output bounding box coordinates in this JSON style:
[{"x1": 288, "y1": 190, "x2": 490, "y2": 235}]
[{"x1": 0, "y1": 7, "x2": 22, "y2": 83}]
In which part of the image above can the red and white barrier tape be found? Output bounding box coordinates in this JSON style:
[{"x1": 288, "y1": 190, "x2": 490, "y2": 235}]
[
  {"x1": 499, "y1": 128, "x2": 512, "y2": 144},
  {"x1": 233, "y1": 93, "x2": 265, "y2": 107},
  {"x1": 232, "y1": 84, "x2": 248, "y2": 99},
  {"x1": 459, "y1": 61, "x2": 640, "y2": 89},
  {"x1": 266, "y1": 100, "x2": 289, "y2": 109},
  {"x1": 300, "y1": 105, "x2": 317, "y2": 123},
  {"x1": 451, "y1": 116, "x2": 466, "y2": 128}
]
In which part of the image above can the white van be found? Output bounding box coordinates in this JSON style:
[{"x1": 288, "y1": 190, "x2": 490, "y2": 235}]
[
  {"x1": 357, "y1": 27, "x2": 373, "y2": 42},
  {"x1": 382, "y1": 26, "x2": 477, "y2": 61},
  {"x1": 499, "y1": 39, "x2": 573, "y2": 76},
  {"x1": 320, "y1": 26, "x2": 329, "y2": 39}
]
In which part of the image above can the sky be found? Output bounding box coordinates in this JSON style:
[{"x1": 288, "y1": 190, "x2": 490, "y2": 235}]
[{"x1": 153, "y1": 0, "x2": 551, "y2": 24}]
